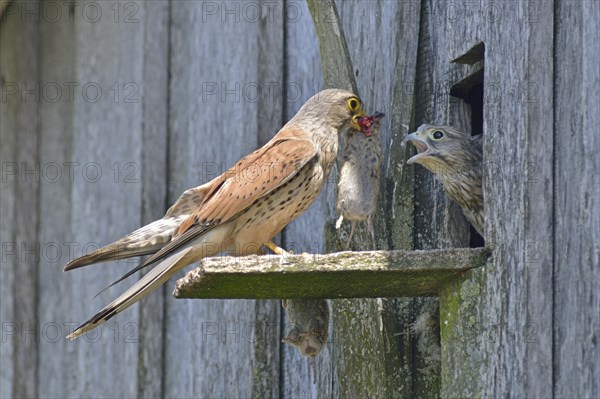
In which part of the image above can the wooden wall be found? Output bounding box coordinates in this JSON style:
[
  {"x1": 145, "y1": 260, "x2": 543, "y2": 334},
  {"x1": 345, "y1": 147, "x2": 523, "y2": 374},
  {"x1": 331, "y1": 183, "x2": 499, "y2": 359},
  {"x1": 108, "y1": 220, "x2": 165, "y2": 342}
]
[
  {"x1": 554, "y1": 1, "x2": 599, "y2": 396},
  {"x1": 0, "y1": 0, "x2": 598, "y2": 398}
]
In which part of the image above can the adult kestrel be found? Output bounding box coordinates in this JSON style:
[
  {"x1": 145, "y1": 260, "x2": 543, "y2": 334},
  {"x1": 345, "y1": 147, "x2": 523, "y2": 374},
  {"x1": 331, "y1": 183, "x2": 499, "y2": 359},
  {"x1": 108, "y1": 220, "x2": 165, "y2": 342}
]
[
  {"x1": 65, "y1": 89, "x2": 367, "y2": 339},
  {"x1": 404, "y1": 124, "x2": 484, "y2": 235}
]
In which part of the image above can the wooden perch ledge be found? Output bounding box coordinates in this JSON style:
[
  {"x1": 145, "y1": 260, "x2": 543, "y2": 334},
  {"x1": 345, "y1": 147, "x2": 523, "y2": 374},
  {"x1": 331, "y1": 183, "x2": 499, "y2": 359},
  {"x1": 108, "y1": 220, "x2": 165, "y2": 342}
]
[{"x1": 174, "y1": 248, "x2": 491, "y2": 299}]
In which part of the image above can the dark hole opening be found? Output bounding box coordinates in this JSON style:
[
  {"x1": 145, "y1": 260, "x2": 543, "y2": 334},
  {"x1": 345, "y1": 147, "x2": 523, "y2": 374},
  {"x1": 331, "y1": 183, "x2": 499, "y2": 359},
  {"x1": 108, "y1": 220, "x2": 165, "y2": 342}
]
[{"x1": 450, "y1": 70, "x2": 485, "y2": 248}]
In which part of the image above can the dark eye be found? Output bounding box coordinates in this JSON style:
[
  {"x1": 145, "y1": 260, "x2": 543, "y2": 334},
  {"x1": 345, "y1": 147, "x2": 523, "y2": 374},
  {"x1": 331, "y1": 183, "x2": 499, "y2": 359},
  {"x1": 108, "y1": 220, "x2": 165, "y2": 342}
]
[
  {"x1": 432, "y1": 130, "x2": 444, "y2": 140},
  {"x1": 347, "y1": 98, "x2": 360, "y2": 111}
]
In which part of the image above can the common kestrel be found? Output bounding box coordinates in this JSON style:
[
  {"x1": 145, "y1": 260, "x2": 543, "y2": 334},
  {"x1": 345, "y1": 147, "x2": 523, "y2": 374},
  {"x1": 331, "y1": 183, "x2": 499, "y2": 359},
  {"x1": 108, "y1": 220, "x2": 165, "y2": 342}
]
[
  {"x1": 65, "y1": 89, "x2": 368, "y2": 339},
  {"x1": 404, "y1": 124, "x2": 484, "y2": 235}
]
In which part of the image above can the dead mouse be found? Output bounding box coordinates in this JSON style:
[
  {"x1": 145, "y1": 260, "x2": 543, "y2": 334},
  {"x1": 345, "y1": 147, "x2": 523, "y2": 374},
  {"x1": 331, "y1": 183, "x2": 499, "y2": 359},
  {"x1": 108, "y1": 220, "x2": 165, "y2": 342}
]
[
  {"x1": 282, "y1": 299, "x2": 330, "y2": 383},
  {"x1": 336, "y1": 112, "x2": 384, "y2": 249}
]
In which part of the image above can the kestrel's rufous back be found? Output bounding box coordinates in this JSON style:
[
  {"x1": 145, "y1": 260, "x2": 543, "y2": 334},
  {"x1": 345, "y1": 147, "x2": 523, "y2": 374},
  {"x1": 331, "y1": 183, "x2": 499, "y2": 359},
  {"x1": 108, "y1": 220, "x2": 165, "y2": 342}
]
[{"x1": 65, "y1": 89, "x2": 368, "y2": 339}]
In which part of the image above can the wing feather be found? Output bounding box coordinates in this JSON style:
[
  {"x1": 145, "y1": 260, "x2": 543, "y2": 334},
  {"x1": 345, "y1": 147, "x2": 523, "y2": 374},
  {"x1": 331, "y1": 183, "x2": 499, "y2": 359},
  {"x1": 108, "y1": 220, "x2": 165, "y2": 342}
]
[{"x1": 64, "y1": 184, "x2": 211, "y2": 271}]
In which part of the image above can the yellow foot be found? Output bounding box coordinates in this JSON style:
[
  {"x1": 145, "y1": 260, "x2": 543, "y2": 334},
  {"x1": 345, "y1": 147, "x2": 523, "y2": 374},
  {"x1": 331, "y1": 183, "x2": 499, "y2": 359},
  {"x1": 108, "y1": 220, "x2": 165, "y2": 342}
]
[{"x1": 263, "y1": 240, "x2": 294, "y2": 257}]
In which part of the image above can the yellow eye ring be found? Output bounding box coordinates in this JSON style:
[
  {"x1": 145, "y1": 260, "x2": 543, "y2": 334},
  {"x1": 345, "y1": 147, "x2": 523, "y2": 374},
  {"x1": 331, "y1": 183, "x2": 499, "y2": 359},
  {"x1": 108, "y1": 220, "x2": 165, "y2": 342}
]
[{"x1": 347, "y1": 97, "x2": 361, "y2": 112}]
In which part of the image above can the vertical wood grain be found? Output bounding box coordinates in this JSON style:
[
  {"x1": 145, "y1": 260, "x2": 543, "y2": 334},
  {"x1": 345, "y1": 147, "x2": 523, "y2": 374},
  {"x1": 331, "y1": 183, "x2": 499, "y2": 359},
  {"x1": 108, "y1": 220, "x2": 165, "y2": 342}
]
[
  {"x1": 165, "y1": 1, "x2": 284, "y2": 396},
  {"x1": 412, "y1": 2, "x2": 486, "y2": 396},
  {"x1": 332, "y1": 1, "x2": 429, "y2": 396},
  {"x1": 0, "y1": 3, "x2": 40, "y2": 397},
  {"x1": 281, "y1": 1, "x2": 326, "y2": 395},
  {"x1": 0, "y1": 0, "x2": 597, "y2": 397},
  {"x1": 165, "y1": 2, "x2": 257, "y2": 394},
  {"x1": 253, "y1": 1, "x2": 285, "y2": 397},
  {"x1": 27, "y1": 1, "x2": 173, "y2": 396},
  {"x1": 35, "y1": 5, "x2": 77, "y2": 397},
  {"x1": 554, "y1": 1, "x2": 599, "y2": 397},
  {"x1": 482, "y1": 0, "x2": 554, "y2": 396},
  {"x1": 35, "y1": 1, "x2": 148, "y2": 397},
  {"x1": 136, "y1": 1, "x2": 170, "y2": 397}
]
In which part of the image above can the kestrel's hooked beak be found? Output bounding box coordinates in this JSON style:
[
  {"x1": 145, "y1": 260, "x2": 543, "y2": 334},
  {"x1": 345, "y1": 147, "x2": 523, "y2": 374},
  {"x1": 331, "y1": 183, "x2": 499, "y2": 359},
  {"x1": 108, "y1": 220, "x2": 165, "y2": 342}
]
[
  {"x1": 404, "y1": 132, "x2": 433, "y2": 164},
  {"x1": 351, "y1": 108, "x2": 366, "y2": 131}
]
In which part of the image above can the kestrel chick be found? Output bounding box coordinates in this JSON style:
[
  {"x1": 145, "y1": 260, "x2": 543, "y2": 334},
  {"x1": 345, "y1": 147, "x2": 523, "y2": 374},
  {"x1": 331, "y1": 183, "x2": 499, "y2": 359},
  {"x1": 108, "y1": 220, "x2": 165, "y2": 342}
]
[
  {"x1": 404, "y1": 124, "x2": 483, "y2": 235},
  {"x1": 335, "y1": 112, "x2": 384, "y2": 249},
  {"x1": 64, "y1": 89, "x2": 369, "y2": 339}
]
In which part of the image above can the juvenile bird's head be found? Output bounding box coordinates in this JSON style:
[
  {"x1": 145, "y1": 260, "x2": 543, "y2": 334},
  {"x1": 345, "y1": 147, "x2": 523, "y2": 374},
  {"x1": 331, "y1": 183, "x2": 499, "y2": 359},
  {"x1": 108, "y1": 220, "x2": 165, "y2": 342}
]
[
  {"x1": 287, "y1": 89, "x2": 370, "y2": 135},
  {"x1": 403, "y1": 124, "x2": 482, "y2": 175},
  {"x1": 404, "y1": 124, "x2": 485, "y2": 236}
]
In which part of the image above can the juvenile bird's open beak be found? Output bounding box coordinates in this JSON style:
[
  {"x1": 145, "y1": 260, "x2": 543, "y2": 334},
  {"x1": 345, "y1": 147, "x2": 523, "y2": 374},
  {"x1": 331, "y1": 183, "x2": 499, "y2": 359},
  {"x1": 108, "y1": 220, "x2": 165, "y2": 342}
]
[{"x1": 404, "y1": 132, "x2": 432, "y2": 164}]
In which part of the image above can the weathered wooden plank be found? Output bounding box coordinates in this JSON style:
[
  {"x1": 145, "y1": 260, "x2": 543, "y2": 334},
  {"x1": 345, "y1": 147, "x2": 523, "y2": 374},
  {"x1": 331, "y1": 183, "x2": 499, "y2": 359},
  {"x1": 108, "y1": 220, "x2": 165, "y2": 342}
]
[
  {"x1": 411, "y1": 2, "x2": 487, "y2": 396},
  {"x1": 518, "y1": 2, "x2": 555, "y2": 396},
  {"x1": 174, "y1": 248, "x2": 490, "y2": 299},
  {"x1": 413, "y1": 0, "x2": 475, "y2": 249},
  {"x1": 374, "y1": 4, "x2": 442, "y2": 394},
  {"x1": 438, "y1": 267, "x2": 487, "y2": 397},
  {"x1": 438, "y1": 100, "x2": 485, "y2": 397},
  {"x1": 0, "y1": 59, "x2": 16, "y2": 397},
  {"x1": 412, "y1": 0, "x2": 555, "y2": 396},
  {"x1": 280, "y1": 1, "x2": 328, "y2": 396},
  {"x1": 34, "y1": 6, "x2": 77, "y2": 397},
  {"x1": 554, "y1": 1, "x2": 600, "y2": 397},
  {"x1": 253, "y1": 1, "x2": 285, "y2": 396},
  {"x1": 479, "y1": 0, "x2": 554, "y2": 397},
  {"x1": 306, "y1": 0, "x2": 355, "y2": 94},
  {"x1": 164, "y1": 1, "x2": 278, "y2": 397},
  {"x1": 34, "y1": 1, "x2": 146, "y2": 397},
  {"x1": 0, "y1": 4, "x2": 40, "y2": 397},
  {"x1": 374, "y1": 4, "x2": 437, "y2": 391},
  {"x1": 135, "y1": 1, "x2": 169, "y2": 397},
  {"x1": 331, "y1": 0, "x2": 428, "y2": 397}
]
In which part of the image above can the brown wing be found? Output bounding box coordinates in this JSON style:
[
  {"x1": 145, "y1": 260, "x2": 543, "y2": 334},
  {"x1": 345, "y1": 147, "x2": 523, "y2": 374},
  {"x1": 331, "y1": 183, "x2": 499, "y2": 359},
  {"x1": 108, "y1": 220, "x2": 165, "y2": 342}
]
[
  {"x1": 180, "y1": 136, "x2": 317, "y2": 233},
  {"x1": 164, "y1": 184, "x2": 212, "y2": 217},
  {"x1": 117, "y1": 134, "x2": 318, "y2": 275}
]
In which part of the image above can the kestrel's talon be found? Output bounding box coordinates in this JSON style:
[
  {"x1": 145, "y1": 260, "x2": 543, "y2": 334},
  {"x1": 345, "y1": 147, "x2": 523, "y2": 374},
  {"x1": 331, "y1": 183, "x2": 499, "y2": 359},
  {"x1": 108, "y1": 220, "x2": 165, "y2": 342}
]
[
  {"x1": 262, "y1": 240, "x2": 293, "y2": 257},
  {"x1": 263, "y1": 240, "x2": 293, "y2": 265},
  {"x1": 63, "y1": 89, "x2": 366, "y2": 340}
]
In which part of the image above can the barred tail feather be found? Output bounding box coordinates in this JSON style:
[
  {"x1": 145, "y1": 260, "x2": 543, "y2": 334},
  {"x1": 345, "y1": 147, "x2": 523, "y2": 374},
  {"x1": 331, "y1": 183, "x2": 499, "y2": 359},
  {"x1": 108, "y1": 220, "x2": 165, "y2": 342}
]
[{"x1": 66, "y1": 247, "x2": 194, "y2": 340}]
